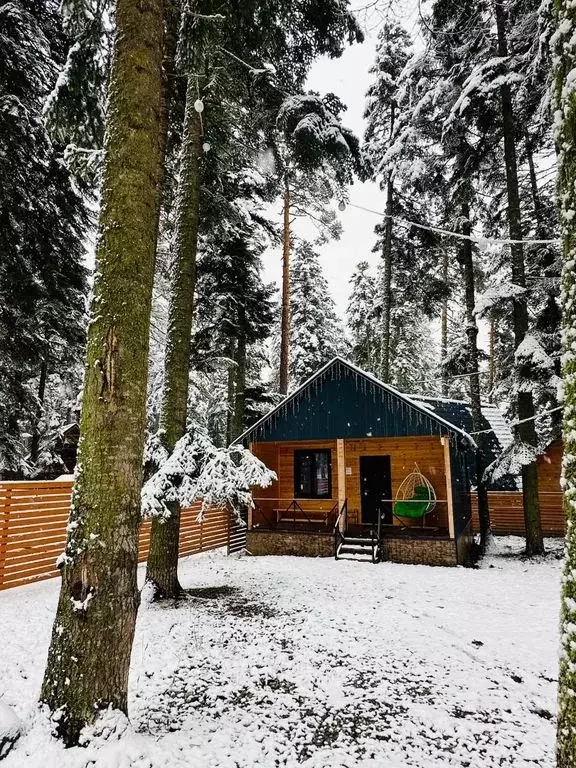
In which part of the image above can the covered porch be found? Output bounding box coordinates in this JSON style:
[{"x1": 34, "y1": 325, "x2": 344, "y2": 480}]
[{"x1": 247, "y1": 435, "x2": 464, "y2": 565}]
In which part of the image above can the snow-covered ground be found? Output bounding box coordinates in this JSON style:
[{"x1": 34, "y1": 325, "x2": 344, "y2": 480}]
[{"x1": 0, "y1": 537, "x2": 563, "y2": 767}]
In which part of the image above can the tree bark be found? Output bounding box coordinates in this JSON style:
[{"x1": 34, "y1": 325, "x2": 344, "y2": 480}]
[
  {"x1": 380, "y1": 101, "x2": 395, "y2": 384},
  {"x1": 39, "y1": 0, "x2": 166, "y2": 745},
  {"x1": 459, "y1": 203, "x2": 491, "y2": 552},
  {"x1": 441, "y1": 248, "x2": 449, "y2": 397},
  {"x1": 279, "y1": 177, "x2": 290, "y2": 395},
  {"x1": 525, "y1": 133, "x2": 545, "y2": 230},
  {"x1": 488, "y1": 316, "x2": 496, "y2": 403},
  {"x1": 526, "y1": 134, "x2": 563, "y2": 436},
  {"x1": 230, "y1": 312, "x2": 247, "y2": 443},
  {"x1": 30, "y1": 355, "x2": 48, "y2": 467},
  {"x1": 226, "y1": 340, "x2": 236, "y2": 445},
  {"x1": 145, "y1": 75, "x2": 202, "y2": 599},
  {"x1": 494, "y1": 0, "x2": 543, "y2": 556},
  {"x1": 381, "y1": 172, "x2": 394, "y2": 384},
  {"x1": 553, "y1": 4, "x2": 576, "y2": 762}
]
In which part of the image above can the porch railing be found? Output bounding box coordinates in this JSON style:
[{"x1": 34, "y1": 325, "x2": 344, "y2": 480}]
[
  {"x1": 251, "y1": 498, "x2": 341, "y2": 532},
  {"x1": 333, "y1": 499, "x2": 348, "y2": 558}
]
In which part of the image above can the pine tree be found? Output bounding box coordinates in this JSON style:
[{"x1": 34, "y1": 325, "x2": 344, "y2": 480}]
[
  {"x1": 276, "y1": 91, "x2": 361, "y2": 393},
  {"x1": 287, "y1": 241, "x2": 346, "y2": 387},
  {"x1": 195, "y1": 235, "x2": 277, "y2": 442},
  {"x1": 552, "y1": 2, "x2": 576, "y2": 761},
  {"x1": 364, "y1": 22, "x2": 412, "y2": 382},
  {"x1": 42, "y1": 0, "x2": 110, "y2": 186},
  {"x1": 40, "y1": 0, "x2": 167, "y2": 743},
  {"x1": 0, "y1": 0, "x2": 88, "y2": 477},
  {"x1": 346, "y1": 261, "x2": 380, "y2": 374}
]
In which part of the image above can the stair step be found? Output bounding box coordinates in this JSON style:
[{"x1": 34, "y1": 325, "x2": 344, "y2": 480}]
[
  {"x1": 344, "y1": 537, "x2": 373, "y2": 544},
  {"x1": 340, "y1": 545, "x2": 372, "y2": 554},
  {"x1": 338, "y1": 553, "x2": 374, "y2": 561}
]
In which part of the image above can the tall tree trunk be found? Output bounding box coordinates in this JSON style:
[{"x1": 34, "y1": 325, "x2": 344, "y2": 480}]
[
  {"x1": 494, "y1": 0, "x2": 543, "y2": 556},
  {"x1": 525, "y1": 133, "x2": 545, "y2": 230},
  {"x1": 231, "y1": 317, "x2": 247, "y2": 443},
  {"x1": 526, "y1": 134, "x2": 563, "y2": 436},
  {"x1": 279, "y1": 177, "x2": 290, "y2": 395},
  {"x1": 145, "y1": 75, "x2": 202, "y2": 599},
  {"x1": 40, "y1": 0, "x2": 166, "y2": 745},
  {"x1": 30, "y1": 355, "x2": 48, "y2": 467},
  {"x1": 226, "y1": 340, "x2": 236, "y2": 445},
  {"x1": 459, "y1": 202, "x2": 491, "y2": 552},
  {"x1": 441, "y1": 248, "x2": 449, "y2": 397},
  {"x1": 488, "y1": 316, "x2": 496, "y2": 403},
  {"x1": 381, "y1": 172, "x2": 394, "y2": 383},
  {"x1": 553, "y1": 5, "x2": 576, "y2": 763},
  {"x1": 380, "y1": 102, "x2": 395, "y2": 384}
]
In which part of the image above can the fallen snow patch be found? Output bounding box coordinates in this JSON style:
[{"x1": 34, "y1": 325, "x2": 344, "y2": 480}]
[{"x1": 0, "y1": 543, "x2": 562, "y2": 767}]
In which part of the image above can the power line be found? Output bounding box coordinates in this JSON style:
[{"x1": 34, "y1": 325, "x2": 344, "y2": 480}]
[
  {"x1": 468, "y1": 405, "x2": 563, "y2": 436},
  {"x1": 345, "y1": 201, "x2": 560, "y2": 249}
]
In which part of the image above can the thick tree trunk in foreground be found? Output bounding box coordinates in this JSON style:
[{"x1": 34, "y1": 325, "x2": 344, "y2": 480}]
[
  {"x1": 146, "y1": 76, "x2": 202, "y2": 599},
  {"x1": 459, "y1": 203, "x2": 491, "y2": 552},
  {"x1": 494, "y1": 0, "x2": 543, "y2": 556},
  {"x1": 381, "y1": 173, "x2": 394, "y2": 383},
  {"x1": 279, "y1": 178, "x2": 290, "y2": 395},
  {"x1": 40, "y1": 0, "x2": 166, "y2": 745},
  {"x1": 553, "y1": 4, "x2": 576, "y2": 762}
]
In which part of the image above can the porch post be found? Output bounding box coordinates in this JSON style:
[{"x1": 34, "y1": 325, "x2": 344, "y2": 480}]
[
  {"x1": 336, "y1": 438, "x2": 346, "y2": 532},
  {"x1": 441, "y1": 436, "x2": 455, "y2": 539}
]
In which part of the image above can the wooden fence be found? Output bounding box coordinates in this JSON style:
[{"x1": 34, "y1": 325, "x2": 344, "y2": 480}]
[
  {"x1": 471, "y1": 491, "x2": 564, "y2": 537},
  {"x1": 0, "y1": 481, "x2": 245, "y2": 591}
]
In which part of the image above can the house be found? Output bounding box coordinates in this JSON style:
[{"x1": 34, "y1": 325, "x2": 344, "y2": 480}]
[{"x1": 236, "y1": 357, "x2": 481, "y2": 567}]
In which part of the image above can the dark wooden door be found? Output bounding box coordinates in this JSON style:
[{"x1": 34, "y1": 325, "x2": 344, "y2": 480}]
[{"x1": 360, "y1": 455, "x2": 392, "y2": 525}]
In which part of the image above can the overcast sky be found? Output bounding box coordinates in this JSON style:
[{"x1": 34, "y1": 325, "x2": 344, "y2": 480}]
[{"x1": 261, "y1": 1, "x2": 421, "y2": 315}]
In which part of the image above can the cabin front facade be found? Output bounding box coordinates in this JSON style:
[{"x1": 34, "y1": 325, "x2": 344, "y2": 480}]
[{"x1": 237, "y1": 358, "x2": 477, "y2": 566}]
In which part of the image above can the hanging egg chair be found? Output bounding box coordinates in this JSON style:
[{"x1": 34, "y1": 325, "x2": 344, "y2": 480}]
[{"x1": 393, "y1": 463, "x2": 437, "y2": 520}]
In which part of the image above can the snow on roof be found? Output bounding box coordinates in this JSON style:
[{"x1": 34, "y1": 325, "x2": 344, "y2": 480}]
[
  {"x1": 480, "y1": 404, "x2": 514, "y2": 451},
  {"x1": 235, "y1": 357, "x2": 476, "y2": 446}
]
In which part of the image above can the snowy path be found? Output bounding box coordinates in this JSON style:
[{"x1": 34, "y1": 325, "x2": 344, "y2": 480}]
[{"x1": 0, "y1": 538, "x2": 562, "y2": 767}]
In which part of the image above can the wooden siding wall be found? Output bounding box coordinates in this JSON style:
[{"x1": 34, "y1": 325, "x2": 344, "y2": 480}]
[
  {"x1": 252, "y1": 436, "x2": 449, "y2": 529},
  {"x1": 344, "y1": 437, "x2": 448, "y2": 527},
  {"x1": 0, "y1": 481, "x2": 233, "y2": 591},
  {"x1": 471, "y1": 440, "x2": 564, "y2": 536},
  {"x1": 471, "y1": 492, "x2": 563, "y2": 536}
]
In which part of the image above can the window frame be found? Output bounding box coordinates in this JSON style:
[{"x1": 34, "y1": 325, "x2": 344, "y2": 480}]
[{"x1": 293, "y1": 449, "x2": 332, "y2": 499}]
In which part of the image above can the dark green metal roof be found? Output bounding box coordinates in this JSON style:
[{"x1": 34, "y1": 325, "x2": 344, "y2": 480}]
[
  {"x1": 409, "y1": 395, "x2": 517, "y2": 491},
  {"x1": 237, "y1": 358, "x2": 475, "y2": 449}
]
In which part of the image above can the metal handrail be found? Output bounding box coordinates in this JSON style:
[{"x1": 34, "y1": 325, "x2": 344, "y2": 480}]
[{"x1": 333, "y1": 499, "x2": 348, "y2": 559}]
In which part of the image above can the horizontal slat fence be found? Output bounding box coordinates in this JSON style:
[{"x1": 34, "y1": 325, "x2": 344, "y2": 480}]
[
  {"x1": 471, "y1": 491, "x2": 564, "y2": 537},
  {"x1": 0, "y1": 481, "x2": 244, "y2": 591}
]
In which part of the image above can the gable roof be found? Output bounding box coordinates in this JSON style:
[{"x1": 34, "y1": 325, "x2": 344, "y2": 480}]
[{"x1": 235, "y1": 357, "x2": 476, "y2": 447}]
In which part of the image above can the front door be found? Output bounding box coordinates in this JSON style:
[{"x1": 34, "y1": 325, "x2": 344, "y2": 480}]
[{"x1": 360, "y1": 455, "x2": 392, "y2": 525}]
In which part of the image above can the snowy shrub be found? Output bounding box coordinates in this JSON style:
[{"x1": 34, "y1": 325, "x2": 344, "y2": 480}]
[{"x1": 141, "y1": 431, "x2": 276, "y2": 520}]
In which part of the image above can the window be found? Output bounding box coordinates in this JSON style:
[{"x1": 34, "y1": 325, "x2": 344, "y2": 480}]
[{"x1": 294, "y1": 450, "x2": 332, "y2": 499}]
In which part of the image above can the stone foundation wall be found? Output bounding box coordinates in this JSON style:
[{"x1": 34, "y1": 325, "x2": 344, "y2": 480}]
[
  {"x1": 380, "y1": 537, "x2": 457, "y2": 567},
  {"x1": 247, "y1": 530, "x2": 459, "y2": 566},
  {"x1": 246, "y1": 530, "x2": 334, "y2": 557}
]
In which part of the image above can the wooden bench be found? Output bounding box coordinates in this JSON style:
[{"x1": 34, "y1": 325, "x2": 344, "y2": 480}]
[{"x1": 274, "y1": 508, "x2": 330, "y2": 525}]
